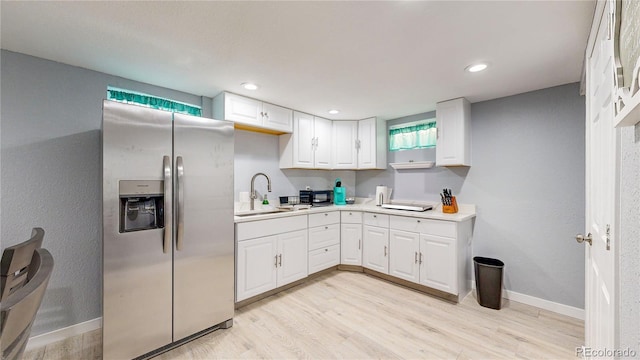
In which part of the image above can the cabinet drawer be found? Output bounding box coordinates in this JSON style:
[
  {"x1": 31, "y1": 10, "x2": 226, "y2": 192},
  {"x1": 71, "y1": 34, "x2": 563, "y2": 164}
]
[
  {"x1": 363, "y1": 212, "x2": 389, "y2": 228},
  {"x1": 389, "y1": 215, "x2": 456, "y2": 238},
  {"x1": 308, "y1": 244, "x2": 340, "y2": 274},
  {"x1": 308, "y1": 224, "x2": 340, "y2": 250},
  {"x1": 341, "y1": 211, "x2": 363, "y2": 224},
  {"x1": 236, "y1": 215, "x2": 307, "y2": 241},
  {"x1": 308, "y1": 211, "x2": 340, "y2": 227}
]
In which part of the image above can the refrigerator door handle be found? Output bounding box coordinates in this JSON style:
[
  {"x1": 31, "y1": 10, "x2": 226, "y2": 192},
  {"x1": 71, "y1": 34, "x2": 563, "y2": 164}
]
[
  {"x1": 163, "y1": 155, "x2": 172, "y2": 254},
  {"x1": 176, "y1": 156, "x2": 185, "y2": 251}
]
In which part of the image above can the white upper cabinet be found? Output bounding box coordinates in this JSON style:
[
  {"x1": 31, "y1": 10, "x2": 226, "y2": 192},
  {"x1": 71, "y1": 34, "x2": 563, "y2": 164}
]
[
  {"x1": 330, "y1": 117, "x2": 387, "y2": 170},
  {"x1": 435, "y1": 98, "x2": 471, "y2": 166},
  {"x1": 332, "y1": 120, "x2": 358, "y2": 169},
  {"x1": 213, "y1": 92, "x2": 293, "y2": 133},
  {"x1": 280, "y1": 112, "x2": 332, "y2": 169},
  {"x1": 262, "y1": 102, "x2": 294, "y2": 133},
  {"x1": 357, "y1": 117, "x2": 386, "y2": 169},
  {"x1": 313, "y1": 117, "x2": 332, "y2": 168}
]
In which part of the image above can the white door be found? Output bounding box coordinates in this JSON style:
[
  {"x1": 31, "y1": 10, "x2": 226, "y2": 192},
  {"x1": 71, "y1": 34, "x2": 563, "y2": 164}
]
[
  {"x1": 389, "y1": 229, "x2": 420, "y2": 283},
  {"x1": 313, "y1": 116, "x2": 333, "y2": 169},
  {"x1": 582, "y1": 1, "x2": 617, "y2": 351},
  {"x1": 341, "y1": 223, "x2": 362, "y2": 265},
  {"x1": 357, "y1": 117, "x2": 376, "y2": 168},
  {"x1": 293, "y1": 112, "x2": 315, "y2": 168},
  {"x1": 224, "y1": 93, "x2": 262, "y2": 126},
  {"x1": 236, "y1": 236, "x2": 278, "y2": 302},
  {"x1": 277, "y1": 229, "x2": 308, "y2": 286},
  {"x1": 362, "y1": 225, "x2": 389, "y2": 273},
  {"x1": 332, "y1": 120, "x2": 358, "y2": 169},
  {"x1": 420, "y1": 234, "x2": 457, "y2": 294},
  {"x1": 262, "y1": 102, "x2": 293, "y2": 133}
]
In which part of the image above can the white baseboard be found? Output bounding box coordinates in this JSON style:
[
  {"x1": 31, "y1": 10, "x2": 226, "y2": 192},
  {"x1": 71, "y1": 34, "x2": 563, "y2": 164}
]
[
  {"x1": 26, "y1": 317, "x2": 102, "y2": 351},
  {"x1": 470, "y1": 280, "x2": 585, "y2": 320}
]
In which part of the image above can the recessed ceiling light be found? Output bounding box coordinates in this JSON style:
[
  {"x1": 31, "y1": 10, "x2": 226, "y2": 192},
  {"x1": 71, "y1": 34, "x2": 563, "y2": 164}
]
[
  {"x1": 241, "y1": 82, "x2": 259, "y2": 90},
  {"x1": 328, "y1": 109, "x2": 340, "y2": 115},
  {"x1": 465, "y1": 63, "x2": 488, "y2": 73}
]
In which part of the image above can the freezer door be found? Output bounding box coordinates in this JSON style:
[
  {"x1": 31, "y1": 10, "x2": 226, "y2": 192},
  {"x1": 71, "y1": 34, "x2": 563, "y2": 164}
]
[
  {"x1": 172, "y1": 113, "x2": 235, "y2": 340},
  {"x1": 102, "y1": 100, "x2": 173, "y2": 359}
]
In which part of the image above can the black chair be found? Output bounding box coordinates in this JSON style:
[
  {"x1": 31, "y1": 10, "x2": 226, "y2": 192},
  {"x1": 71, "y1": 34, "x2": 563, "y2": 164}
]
[{"x1": 0, "y1": 228, "x2": 54, "y2": 360}]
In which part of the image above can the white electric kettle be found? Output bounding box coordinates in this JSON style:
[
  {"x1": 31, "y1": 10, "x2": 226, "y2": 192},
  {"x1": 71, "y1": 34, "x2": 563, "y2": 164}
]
[{"x1": 375, "y1": 185, "x2": 392, "y2": 206}]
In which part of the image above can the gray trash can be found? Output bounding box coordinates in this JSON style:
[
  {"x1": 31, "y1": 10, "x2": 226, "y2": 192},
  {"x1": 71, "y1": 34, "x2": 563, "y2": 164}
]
[{"x1": 473, "y1": 257, "x2": 504, "y2": 310}]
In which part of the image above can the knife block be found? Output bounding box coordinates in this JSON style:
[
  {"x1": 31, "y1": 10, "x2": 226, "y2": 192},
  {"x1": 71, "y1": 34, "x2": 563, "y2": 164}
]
[{"x1": 442, "y1": 196, "x2": 458, "y2": 214}]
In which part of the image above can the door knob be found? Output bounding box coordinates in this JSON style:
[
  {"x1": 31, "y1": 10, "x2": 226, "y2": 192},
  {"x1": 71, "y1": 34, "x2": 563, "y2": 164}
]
[{"x1": 576, "y1": 233, "x2": 592, "y2": 246}]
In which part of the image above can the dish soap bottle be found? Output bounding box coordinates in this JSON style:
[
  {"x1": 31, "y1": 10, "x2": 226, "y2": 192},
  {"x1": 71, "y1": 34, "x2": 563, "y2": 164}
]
[{"x1": 262, "y1": 194, "x2": 269, "y2": 205}]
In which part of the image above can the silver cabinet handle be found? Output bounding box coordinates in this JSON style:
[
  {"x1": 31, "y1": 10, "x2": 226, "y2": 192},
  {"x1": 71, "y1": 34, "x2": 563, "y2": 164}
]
[
  {"x1": 278, "y1": 254, "x2": 282, "y2": 267},
  {"x1": 417, "y1": 220, "x2": 421, "y2": 223},
  {"x1": 419, "y1": 252, "x2": 423, "y2": 264},
  {"x1": 325, "y1": 248, "x2": 328, "y2": 252},
  {"x1": 415, "y1": 251, "x2": 418, "y2": 263},
  {"x1": 176, "y1": 156, "x2": 185, "y2": 251},
  {"x1": 325, "y1": 213, "x2": 328, "y2": 216},
  {"x1": 325, "y1": 226, "x2": 328, "y2": 230},
  {"x1": 275, "y1": 255, "x2": 278, "y2": 268},
  {"x1": 163, "y1": 156, "x2": 172, "y2": 254},
  {"x1": 373, "y1": 215, "x2": 377, "y2": 218},
  {"x1": 358, "y1": 239, "x2": 361, "y2": 250},
  {"x1": 384, "y1": 245, "x2": 387, "y2": 256}
]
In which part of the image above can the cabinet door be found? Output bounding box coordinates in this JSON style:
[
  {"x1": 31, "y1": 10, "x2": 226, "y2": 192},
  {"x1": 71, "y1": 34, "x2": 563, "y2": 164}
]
[
  {"x1": 419, "y1": 234, "x2": 457, "y2": 294},
  {"x1": 277, "y1": 229, "x2": 308, "y2": 286},
  {"x1": 362, "y1": 225, "x2": 389, "y2": 274},
  {"x1": 341, "y1": 223, "x2": 362, "y2": 266},
  {"x1": 236, "y1": 236, "x2": 278, "y2": 302},
  {"x1": 292, "y1": 112, "x2": 315, "y2": 168},
  {"x1": 357, "y1": 117, "x2": 376, "y2": 168},
  {"x1": 224, "y1": 93, "x2": 262, "y2": 126},
  {"x1": 435, "y1": 98, "x2": 471, "y2": 166},
  {"x1": 314, "y1": 116, "x2": 332, "y2": 169},
  {"x1": 332, "y1": 120, "x2": 358, "y2": 169},
  {"x1": 263, "y1": 102, "x2": 293, "y2": 133},
  {"x1": 389, "y1": 229, "x2": 420, "y2": 283}
]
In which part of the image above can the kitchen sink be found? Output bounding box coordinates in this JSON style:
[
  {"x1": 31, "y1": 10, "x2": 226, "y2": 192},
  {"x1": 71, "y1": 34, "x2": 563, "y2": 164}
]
[{"x1": 234, "y1": 208, "x2": 294, "y2": 217}]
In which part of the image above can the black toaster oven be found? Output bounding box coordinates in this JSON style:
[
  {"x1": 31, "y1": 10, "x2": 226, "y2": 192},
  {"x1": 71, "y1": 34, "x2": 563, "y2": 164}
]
[{"x1": 299, "y1": 190, "x2": 333, "y2": 206}]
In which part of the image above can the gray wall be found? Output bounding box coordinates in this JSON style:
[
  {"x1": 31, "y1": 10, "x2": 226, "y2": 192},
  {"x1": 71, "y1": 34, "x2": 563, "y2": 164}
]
[
  {"x1": 0, "y1": 50, "x2": 209, "y2": 336},
  {"x1": 357, "y1": 83, "x2": 586, "y2": 308},
  {"x1": 619, "y1": 124, "x2": 640, "y2": 355}
]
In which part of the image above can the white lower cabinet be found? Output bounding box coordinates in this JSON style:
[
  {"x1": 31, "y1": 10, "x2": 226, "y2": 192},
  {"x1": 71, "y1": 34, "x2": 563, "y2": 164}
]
[
  {"x1": 420, "y1": 234, "x2": 456, "y2": 293},
  {"x1": 341, "y1": 223, "x2": 362, "y2": 265},
  {"x1": 389, "y1": 229, "x2": 420, "y2": 283},
  {"x1": 340, "y1": 211, "x2": 363, "y2": 266},
  {"x1": 236, "y1": 216, "x2": 308, "y2": 302},
  {"x1": 236, "y1": 235, "x2": 278, "y2": 301},
  {"x1": 308, "y1": 212, "x2": 340, "y2": 275},
  {"x1": 388, "y1": 215, "x2": 463, "y2": 296},
  {"x1": 362, "y1": 225, "x2": 389, "y2": 273}
]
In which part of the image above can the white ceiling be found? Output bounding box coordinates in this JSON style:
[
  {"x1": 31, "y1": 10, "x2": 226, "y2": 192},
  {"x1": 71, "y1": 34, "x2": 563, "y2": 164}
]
[{"x1": 1, "y1": 1, "x2": 595, "y2": 121}]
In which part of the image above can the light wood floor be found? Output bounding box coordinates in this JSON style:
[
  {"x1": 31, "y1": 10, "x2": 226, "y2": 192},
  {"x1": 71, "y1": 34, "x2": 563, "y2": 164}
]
[{"x1": 24, "y1": 271, "x2": 584, "y2": 359}]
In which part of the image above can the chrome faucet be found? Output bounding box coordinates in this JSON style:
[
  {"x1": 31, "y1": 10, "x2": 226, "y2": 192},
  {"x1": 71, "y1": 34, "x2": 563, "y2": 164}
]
[{"x1": 250, "y1": 172, "x2": 272, "y2": 210}]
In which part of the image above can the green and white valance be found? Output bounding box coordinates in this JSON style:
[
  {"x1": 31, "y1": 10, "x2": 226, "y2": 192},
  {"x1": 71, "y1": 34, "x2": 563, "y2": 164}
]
[
  {"x1": 107, "y1": 87, "x2": 202, "y2": 117},
  {"x1": 389, "y1": 120, "x2": 437, "y2": 151}
]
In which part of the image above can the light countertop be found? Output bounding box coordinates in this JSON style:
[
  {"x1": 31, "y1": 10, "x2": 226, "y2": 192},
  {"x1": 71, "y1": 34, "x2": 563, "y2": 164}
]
[{"x1": 234, "y1": 199, "x2": 476, "y2": 223}]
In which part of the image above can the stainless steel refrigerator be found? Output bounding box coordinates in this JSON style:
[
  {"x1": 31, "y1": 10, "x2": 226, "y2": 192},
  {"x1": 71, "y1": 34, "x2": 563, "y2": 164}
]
[{"x1": 102, "y1": 100, "x2": 234, "y2": 359}]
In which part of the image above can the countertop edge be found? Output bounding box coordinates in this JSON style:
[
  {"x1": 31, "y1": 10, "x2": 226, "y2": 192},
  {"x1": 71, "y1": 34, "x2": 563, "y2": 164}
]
[{"x1": 235, "y1": 203, "x2": 476, "y2": 223}]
